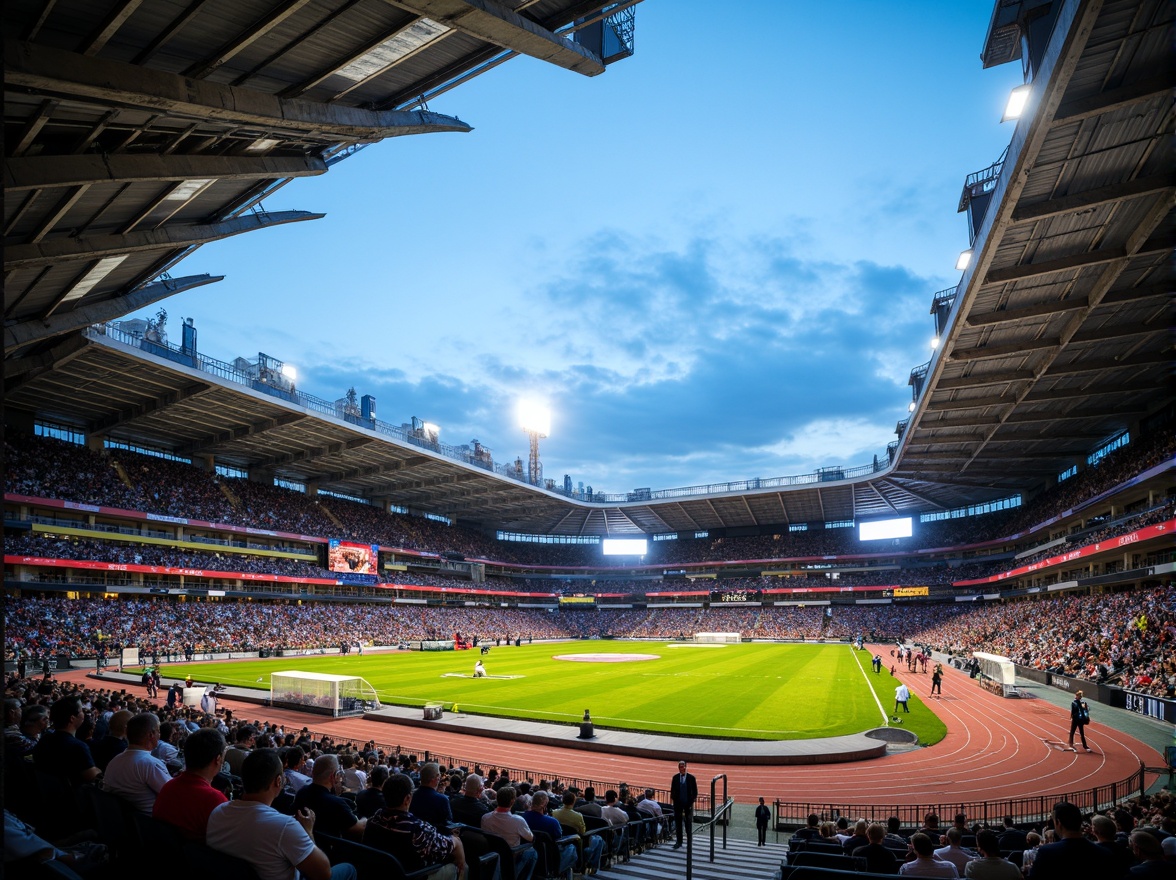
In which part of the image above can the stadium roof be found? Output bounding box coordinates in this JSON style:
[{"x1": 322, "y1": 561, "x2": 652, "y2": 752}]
[
  {"x1": 4, "y1": 0, "x2": 1173, "y2": 537},
  {"x1": 3, "y1": 0, "x2": 635, "y2": 356}
]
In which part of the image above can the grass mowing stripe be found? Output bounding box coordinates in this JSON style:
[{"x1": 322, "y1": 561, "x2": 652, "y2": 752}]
[{"x1": 159, "y1": 641, "x2": 946, "y2": 743}]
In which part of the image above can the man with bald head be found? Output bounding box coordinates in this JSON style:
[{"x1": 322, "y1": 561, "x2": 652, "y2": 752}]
[
  {"x1": 92, "y1": 709, "x2": 133, "y2": 771},
  {"x1": 292, "y1": 753, "x2": 366, "y2": 839},
  {"x1": 451, "y1": 772, "x2": 492, "y2": 826},
  {"x1": 103, "y1": 712, "x2": 171, "y2": 814}
]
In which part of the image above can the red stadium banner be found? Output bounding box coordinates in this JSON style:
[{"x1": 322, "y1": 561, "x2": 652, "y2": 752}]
[
  {"x1": 951, "y1": 519, "x2": 1173, "y2": 586},
  {"x1": 4, "y1": 555, "x2": 342, "y2": 585}
]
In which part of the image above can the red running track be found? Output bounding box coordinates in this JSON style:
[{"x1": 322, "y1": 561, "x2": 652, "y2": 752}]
[{"x1": 65, "y1": 658, "x2": 1161, "y2": 805}]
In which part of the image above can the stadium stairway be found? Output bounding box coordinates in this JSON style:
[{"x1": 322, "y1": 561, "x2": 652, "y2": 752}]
[{"x1": 594, "y1": 836, "x2": 788, "y2": 880}]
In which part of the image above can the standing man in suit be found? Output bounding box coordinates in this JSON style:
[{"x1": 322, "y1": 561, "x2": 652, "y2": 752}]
[{"x1": 670, "y1": 760, "x2": 697, "y2": 850}]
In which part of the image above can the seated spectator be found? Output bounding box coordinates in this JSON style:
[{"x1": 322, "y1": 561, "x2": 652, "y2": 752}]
[
  {"x1": 102, "y1": 713, "x2": 171, "y2": 814},
  {"x1": 9, "y1": 704, "x2": 49, "y2": 760},
  {"x1": 207, "y1": 748, "x2": 353, "y2": 880},
  {"x1": 1030, "y1": 801, "x2": 1113, "y2": 878},
  {"x1": 283, "y1": 745, "x2": 312, "y2": 792},
  {"x1": 365, "y1": 773, "x2": 465, "y2": 880},
  {"x1": 600, "y1": 790, "x2": 629, "y2": 854},
  {"x1": 794, "y1": 812, "x2": 823, "y2": 842},
  {"x1": 90, "y1": 709, "x2": 131, "y2": 772},
  {"x1": 843, "y1": 818, "x2": 870, "y2": 856},
  {"x1": 576, "y1": 786, "x2": 602, "y2": 819},
  {"x1": 481, "y1": 786, "x2": 537, "y2": 880},
  {"x1": 523, "y1": 791, "x2": 577, "y2": 879},
  {"x1": 292, "y1": 753, "x2": 366, "y2": 839},
  {"x1": 899, "y1": 832, "x2": 958, "y2": 877},
  {"x1": 451, "y1": 772, "x2": 492, "y2": 827},
  {"x1": 153, "y1": 728, "x2": 228, "y2": 842},
  {"x1": 33, "y1": 696, "x2": 100, "y2": 785},
  {"x1": 410, "y1": 762, "x2": 453, "y2": 832},
  {"x1": 934, "y1": 827, "x2": 978, "y2": 874},
  {"x1": 1128, "y1": 831, "x2": 1167, "y2": 877},
  {"x1": 150, "y1": 721, "x2": 181, "y2": 768},
  {"x1": 355, "y1": 766, "x2": 389, "y2": 820},
  {"x1": 340, "y1": 753, "x2": 366, "y2": 794},
  {"x1": 963, "y1": 829, "x2": 1021, "y2": 879},
  {"x1": 553, "y1": 790, "x2": 604, "y2": 875},
  {"x1": 225, "y1": 724, "x2": 257, "y2": 776},
  {"x1": 853, "y1": 823, "x2": 899, "y2": 874},
  {"x1": 997, "y1": 816, "x2": 1027, "y2": 851}
]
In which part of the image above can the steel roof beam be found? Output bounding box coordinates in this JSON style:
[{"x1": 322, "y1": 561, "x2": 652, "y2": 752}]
[
  {"x1": 3, "y1": 333, "x2": 92, "y2": 395},
  {"x1": 173, "y1": 412, "x2": 307, "y2": 457},
  {"x1": 949, "y1": 337, "x2": 1060, "y2": 361},
  {"x1": 87, "y1": 380, "x2": 214, "y2": 436},
  {"x1": 4, "y1": 273, "x2": 223, "y2": 354},
  {"x1": 985, "y1": 236, "x2": 1174, "y2": 285},
  {"x1": 4, "y1": 39, "x2": 473, "y2": 141},
  {"x1": 1053, "y1": 72, "x2": 1176, "y2": 124},
  {"x1": 184, "y1": 0, "x2": 314, "y2": 79},
  {"x1": 5, "y1": 154, "x2": 329, "y2": 192},
  {"x1": 1012, "y1": 172, "x2": 1176, "y2": 223},
  {"x1": 1003, "y1": 407, "x2": 1146, "y2": 424},
  {"x1": 256, "y1": 437, "x2": 375, "y2": 469},
  {"x1": 78, "y1": 0, "x2": 146, "y2": 56},
  {"x1": 322, "y1": 455, "x2": 430, "y2": 483},
  {"x1": 383, "y1": 0, "x2": 604, "y2": 75},
  {"x1": 966, "y1": 297, "x2": 1087, "y2": 326},
  {"x1": 1023, "y1": 379, "x2": 1163, "y2": 401},
  {"x1": 935, "y1": 369, "x2": 1037, "y2": 390},
  {"x1": 926, "y1": 393, "x2": 1019, "y2": 411},
  {"x1": 5, "y1": 210, "x2": 324, "y2": 270}
]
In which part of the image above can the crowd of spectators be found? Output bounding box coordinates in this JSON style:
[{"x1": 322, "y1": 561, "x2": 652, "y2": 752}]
[
  {"x1": 6, "y1": 585, "x2": 1172, "y2": 697},
  {"x1": 6, "y1": 428, "x2": 1172, "y2": 572}
]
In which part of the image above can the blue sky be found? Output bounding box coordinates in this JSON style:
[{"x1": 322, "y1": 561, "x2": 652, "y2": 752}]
[{"x1": 151, "y1": 0, "x2": 1024, "y2": 496}]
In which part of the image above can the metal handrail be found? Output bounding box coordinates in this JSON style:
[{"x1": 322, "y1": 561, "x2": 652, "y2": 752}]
[
  {"x1": 686, "y1": 774, "x2": 731, "y2": 880},
  {"x1": 770, "y1": 761, "x2": 1148, "y2": 830}
]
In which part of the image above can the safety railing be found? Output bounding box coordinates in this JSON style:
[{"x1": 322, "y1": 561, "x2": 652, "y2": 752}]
[
  {"x1": 686, "y1": 773, "x2": 733, "y2": 880},
  {"x1": 771, "y1": 762, "x2": 1148, "y2": 830}
]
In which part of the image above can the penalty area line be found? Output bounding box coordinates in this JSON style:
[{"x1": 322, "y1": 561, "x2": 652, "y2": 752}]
[{"x1": 851, "y1": 644, "x2": 890, "y2": 728}]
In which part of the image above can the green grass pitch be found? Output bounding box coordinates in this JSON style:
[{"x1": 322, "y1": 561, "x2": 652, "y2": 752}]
[{"x1": 161, "y1": 641, "x2": 947, "y2": 743}]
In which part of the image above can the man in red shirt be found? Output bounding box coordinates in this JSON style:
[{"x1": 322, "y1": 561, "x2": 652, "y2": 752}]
[{"x1": 153, "y1": 728, "x2": 227, "y2": 841}]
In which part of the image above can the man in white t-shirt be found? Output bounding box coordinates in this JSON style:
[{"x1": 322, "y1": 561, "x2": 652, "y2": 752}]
[
  {"x1": 480, "y1": 786, "x2": 537, "y2": 880},
  {"x1": 207, "y1": 749, "x2": 356, "y2": 880},
  {"x1": 102, "y1": 713, "x2": 171, "y2": 814},
  {"x1": 895, "y1": 683, "x2": 911, "y2": 714}
]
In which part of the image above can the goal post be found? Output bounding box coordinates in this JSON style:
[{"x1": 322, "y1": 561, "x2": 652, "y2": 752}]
[
  {"x1": 694, "y1": 632, "x2": 741, "y2": 644},
  {"x1": 270, "y1": 670, "x2": 380, "y2": 717}
]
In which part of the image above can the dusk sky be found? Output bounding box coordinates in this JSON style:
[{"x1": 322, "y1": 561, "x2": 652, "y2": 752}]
[{"x1": 147, "y1": 0, "x2": 1024, "y2": 497}]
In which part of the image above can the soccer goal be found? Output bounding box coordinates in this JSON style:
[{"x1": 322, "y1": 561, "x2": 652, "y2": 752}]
[
  {"x1": 694, "y1": 632, "x2": 741, "y2": 644},
  {"x1": 270, "y1": 671, "x2": 380, "y2": 717}
]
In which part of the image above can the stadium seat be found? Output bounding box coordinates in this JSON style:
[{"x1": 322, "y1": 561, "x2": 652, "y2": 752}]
[
  {"x1": 455, "y1": 827, "x2": 533, "y2": 880},
  {"x1": 317, "y1": 832, "x2": 438, "y2": 880},
  {"x1": 531, "y1": 828, "x2": 579, "y2": 880},
  {"x1": 181, "y1": 841, "x2": 262, "y2": 880},
  {"x1": 784, "y1": 866, "x2": 907, "y2": 880},
  {"x1": 781, "y1": 851, "x2": 867, "y2": 877}
]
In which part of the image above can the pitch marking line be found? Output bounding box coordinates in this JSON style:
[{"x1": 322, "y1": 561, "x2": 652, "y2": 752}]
[{"x1": 851, "y1": 645, "x2": 890, "y2": 728}]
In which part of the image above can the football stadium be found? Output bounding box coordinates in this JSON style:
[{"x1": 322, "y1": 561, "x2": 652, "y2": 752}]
[{"x1": 3, "y1": 1, "x2": 1174, "y2": 879}]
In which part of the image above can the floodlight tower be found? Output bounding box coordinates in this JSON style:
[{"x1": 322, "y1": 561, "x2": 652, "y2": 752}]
[{"x1": 517, "y1": 400, "x2": 550, "y2": 486}]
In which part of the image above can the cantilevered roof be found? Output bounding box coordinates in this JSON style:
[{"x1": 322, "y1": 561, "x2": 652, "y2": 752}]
[
  {"x1": 3, "y1": 0, "x2": 635, "y2": 358},
  {"x1": 3, "y1": 0, "x2": 1172, "y2": 537}
]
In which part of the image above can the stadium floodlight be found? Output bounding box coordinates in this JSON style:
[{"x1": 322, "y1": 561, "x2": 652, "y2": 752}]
[
  {"x1": 423, "y1": 422, "x2": 440, "y2": 441},
  {"x1": 281, "y1": 363, "x2": 298, "y2": 381},
  {"x1": 518, "y1": 400, "x2": 551, "y2": 437},
  {"x1": 930, "y1": 336, "x2": 940, "y2": 350},
  {"x1": 955, "y1": 249, "x2": 973, "y2": 271},
  {"x1": 1002, "y1": 84, "x2": 1031, "y2": 122},
  {"x1": 518, "y1": 399, "x2": 551, "y2": 487},
  {"x1": 908, "y1": 401, "x2": 917, "y2": 412}
]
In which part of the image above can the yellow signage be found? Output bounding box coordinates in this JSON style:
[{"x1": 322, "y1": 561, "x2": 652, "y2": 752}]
[{"x1": 893, "y1": 586, "x2": 929, "y2": 597}]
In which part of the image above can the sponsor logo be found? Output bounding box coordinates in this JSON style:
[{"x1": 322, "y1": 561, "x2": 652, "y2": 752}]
[
  {"x1": 63, "y1": 501, "x2": 101, "y2": 513},
  {"x1": 146, "y1": 513, "x2": 189, "y2": 525},
  {"x1": 1117, "y1": 533, "x2": 1139, "y2": 546}
]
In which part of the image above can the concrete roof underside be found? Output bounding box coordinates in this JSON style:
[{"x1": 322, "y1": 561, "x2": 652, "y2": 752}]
[
  {"x1": 3, "y1": 0, "x2": 623, "y2": 357},
  {"x1": 4, "y1": 0, "x2": 1173, "y2": 537}
]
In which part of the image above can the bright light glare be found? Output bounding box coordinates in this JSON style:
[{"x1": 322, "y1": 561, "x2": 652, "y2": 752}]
[
  {"x1": 930, "y1": 337, "x2": 940, "y2": 350},
  {"x1": 956, "y1": 250, "x2": 973, "y2": 271},
  {"x1": 602, "y1": 538, "x2": 648, "y2": 556},
  {"x1": 908, "y1": 401, "x2": 917, "y2": 412},
  {"x1": 1002, "y1": 84, "x2": 1031, "y2": 121},
  {"x1": 518, "y1": 399, "x2": 551, "y2": 436},
  {"x1": 859, "y1": 517, "x2": 913, "y2": 541},
  {"x1": 281, "y1": 364, "x2": 297, "y2": 381},
  {"x1": 423, "y1": 422, "x2": 440, "y2": 437}
]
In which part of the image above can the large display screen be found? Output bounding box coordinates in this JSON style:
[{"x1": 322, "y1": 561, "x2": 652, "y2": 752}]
[
  {"x1": 328, "y1": 539, "x2": 379, "y2": 574},
  {"x1": 859, "y1": 517, "x2": 913, "y2": 541},
  {"x1": 602, "y1": 538, "x2": 648, "y2": 556}
]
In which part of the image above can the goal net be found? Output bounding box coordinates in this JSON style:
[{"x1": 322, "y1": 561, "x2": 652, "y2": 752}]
[
  {"x1": 270, "y1": 670, "x2": 380, "y2": 717},
  {"x1": 694, "y1": 632, "x2": 741, "y2": 644}
]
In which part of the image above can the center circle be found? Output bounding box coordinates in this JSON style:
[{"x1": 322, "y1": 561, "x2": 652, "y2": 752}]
[{"x1": 552, "y1": 653, "x2": 660, "y2": 663}]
